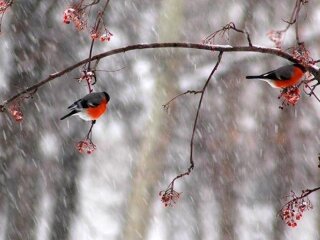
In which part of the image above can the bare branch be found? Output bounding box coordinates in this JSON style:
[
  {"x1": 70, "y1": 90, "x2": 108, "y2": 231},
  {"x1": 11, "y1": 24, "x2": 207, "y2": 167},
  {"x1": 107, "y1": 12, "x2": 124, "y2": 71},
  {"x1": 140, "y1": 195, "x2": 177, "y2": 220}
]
[
  {"x1": 159, "y1": 52, "x2": 223, "y2": 206},
  {"x1": 295, "y1": 1, "x2": 302, "y2": 44},
  {"x1": 282, "y1": 0, "x2": 307, "y2": 42},
  {"x1": 303, "y1": 82, "x2": 320, "y2": 102},
  {"x1": 268, "y1": 0, "x2": 308, "y2": 48},
  {"x1": 78, "y1": 0, "x2": 101, "y2": 11},
  {"x1": 94, "y1": 66, "x2": 126, "y2": 73},
  {"x1": 281, "y1": 2, "x2": 298, "y2": 32},
  {"x1": 87, "y1": 0, "x2": 110, "y2": 70},
  {"x1": 1, "y1": 42, "x2": 319, "y2": 111},
  {"x1": 83, "y1": 0, "x2": 100, "y2": 9},
  {"x1": 189, "y1": 52, "x2": 223, "y2": 170}
]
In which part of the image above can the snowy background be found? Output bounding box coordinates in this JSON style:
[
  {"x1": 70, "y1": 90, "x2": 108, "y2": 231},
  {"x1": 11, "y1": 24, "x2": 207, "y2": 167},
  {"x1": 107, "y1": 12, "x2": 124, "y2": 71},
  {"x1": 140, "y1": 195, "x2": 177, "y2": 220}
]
[{"x1": 1, "y1": 0, "x2": 320, "y2": 240}]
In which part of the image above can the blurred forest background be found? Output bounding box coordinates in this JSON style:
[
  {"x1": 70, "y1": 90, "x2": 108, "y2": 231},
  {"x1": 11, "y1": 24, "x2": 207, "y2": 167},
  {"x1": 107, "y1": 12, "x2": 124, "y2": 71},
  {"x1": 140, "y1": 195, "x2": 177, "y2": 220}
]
[{"x1": 0, "y1": 0, "x2": 320, "y2": 240}]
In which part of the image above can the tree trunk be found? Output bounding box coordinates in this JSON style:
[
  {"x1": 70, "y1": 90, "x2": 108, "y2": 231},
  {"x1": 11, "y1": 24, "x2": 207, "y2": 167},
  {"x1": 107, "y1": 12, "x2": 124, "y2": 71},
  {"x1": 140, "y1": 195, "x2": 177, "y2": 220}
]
[
  {"x1": 3, "y1": 1, "x2": 44, "y2": 239},
  {"x1": 121, "y1": 1, "x2": 183, "y2": 239},
  {"x1": 1, "y1": 2, "x2": 83, "y2": 239},
  {"x1": 271, "y1": 109, "x2": 294, "y2": 239},
  {"x1": 49, "y1": 151, "x2": 80, "y2": 240}
]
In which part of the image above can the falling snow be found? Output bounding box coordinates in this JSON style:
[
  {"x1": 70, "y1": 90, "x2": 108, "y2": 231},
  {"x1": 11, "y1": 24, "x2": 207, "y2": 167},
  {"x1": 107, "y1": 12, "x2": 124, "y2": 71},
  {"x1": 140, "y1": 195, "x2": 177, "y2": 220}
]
[{"x1": 0, "y1": 1, "x2": 320, "y2": 240}]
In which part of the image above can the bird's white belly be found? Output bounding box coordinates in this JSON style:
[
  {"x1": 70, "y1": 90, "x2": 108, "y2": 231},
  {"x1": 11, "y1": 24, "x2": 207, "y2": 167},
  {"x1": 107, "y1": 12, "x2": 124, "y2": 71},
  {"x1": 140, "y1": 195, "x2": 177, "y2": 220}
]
[
  {"x1": 76, "y1": 112, "x2": 92, "y2": 121},
  {"x1": 264, "y1": 80, "x2": 278, "y2": 88}
]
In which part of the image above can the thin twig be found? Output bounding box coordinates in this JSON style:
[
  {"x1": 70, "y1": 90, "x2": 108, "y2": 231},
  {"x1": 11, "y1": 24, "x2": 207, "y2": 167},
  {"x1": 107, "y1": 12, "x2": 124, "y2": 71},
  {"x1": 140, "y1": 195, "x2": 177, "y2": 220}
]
[
  {"x1": 279, "y1": 0, "x2": 306, "y2": 45},
  {"x1": 87, "y1": 40, "x2": 95, "y2": 70},
  {"x1": 94, "y1": 66, "x2": 126, "y2": 72},
  {"x1": 167, "y1": 51, "x2": 223, "y2": 190},
  {"x1": 203, "y1": 22, "x2": 252, "y2": 46},
  {"x1": 79, "y1": 0, "x2": 100, "y2": 11},
  {"x1": 269, "y1": 0, "x2": 307, "y2": 49},
  {"x1": 230, "y1": 23, "x2": 252, "y2": 46},
  {"x1": 86, "y1": 120, "x2": 96, "y2": 139},
  {"x1": 295, "y1": 0, "x2": 303, "y2": 44},
  {"x1": 304, "y1": 83, "x2": 320, "y2": 102},
  {"x1": 87, "y1": 0, "x2": 110, "y2": 70},
  {"x1": 83, "y1": 0, "x2": 100, "y2": 8},
  {"x1": 162, "y1": 90, "x2": 203, "y2": 111},
  {"x1": 86, "y1": 78, "x2": 94, "y2": 93},
  {"x1": 190, "y1": 52, "x2": 223, "y2": 169},
  {"x1": 298, "y1": 186, "x2": 320, "y2": 199},
  {"x1": 281, "y1": 1, "x2": 298, "y2": 32}
]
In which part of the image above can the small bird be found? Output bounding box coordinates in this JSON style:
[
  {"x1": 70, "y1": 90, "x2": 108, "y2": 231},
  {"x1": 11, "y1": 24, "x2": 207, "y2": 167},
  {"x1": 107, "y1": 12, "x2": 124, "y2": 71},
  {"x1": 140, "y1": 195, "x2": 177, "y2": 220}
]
[
  {"x1": 60, "y1": 92, "x2": 110, "y2": 121},
  {"x1": 246, "y1": 63, "x2": 306, "y2": 88}
]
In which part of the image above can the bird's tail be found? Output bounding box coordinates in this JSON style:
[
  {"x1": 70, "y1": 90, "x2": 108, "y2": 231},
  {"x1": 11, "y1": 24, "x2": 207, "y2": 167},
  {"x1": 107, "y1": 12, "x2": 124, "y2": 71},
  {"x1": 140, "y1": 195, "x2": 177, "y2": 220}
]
[
  {"x1": 60, "y1": 110, "x2": 78, "y2": 120},
  {"x1": 246, "y1": 75, "x2": 268, "y2": 79}
]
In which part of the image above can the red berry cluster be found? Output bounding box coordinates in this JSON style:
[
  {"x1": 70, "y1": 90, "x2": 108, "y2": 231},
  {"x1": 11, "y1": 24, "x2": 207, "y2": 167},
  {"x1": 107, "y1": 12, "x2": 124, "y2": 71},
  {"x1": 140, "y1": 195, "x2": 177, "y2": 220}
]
[
  {"x1": 76, "y1": 139, "x2": 96, "y2": 154},
  {"x1": 77, "y1": 70, "x2": 96, "y2": 93},
  {"x1": 267, "y1": 30, "x2": 284, "y2": 49},
  {"x1": 63, "y1": 8, "x2": 86, "y2": 31},
  {"x1": 159, "y1": 188, "x2": 181, "y2": 207},
  {"x1": 8, "y1": 103, "x2": 23, "y2": 122},
  {"x1": 279, "y1": 87, "x2": 301, "y2": 108},
  {"x1": 279, "y1": 191, "x2": 312, "y2": 228},
  {"x1": 63, "y1": 2, "x2": 113, "y2": 43},
  {"x1": 0, "y1": 1, "x2": 9, "y2": 14},
  {"x1": 290, "y1": 43, "x2": 313, "y2": 66},
  {"x1": 90, "y1": 29, "x2": 113, "y2": 42},
  {"x1": 281, "y1": 208, "x2": 301, "y2": 227},
  {"x1": 78, "y1": 70, "x2": 95, "y2": 84}
]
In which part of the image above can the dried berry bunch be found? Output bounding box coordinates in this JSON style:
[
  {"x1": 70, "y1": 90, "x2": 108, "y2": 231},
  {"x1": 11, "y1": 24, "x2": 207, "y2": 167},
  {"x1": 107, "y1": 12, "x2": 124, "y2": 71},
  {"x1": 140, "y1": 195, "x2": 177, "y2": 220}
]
[
  {"x1": 63, "y1": 1, "x2": 113, "y2": 43},
  {"x1": 159, "y1": 187, "x2": 181, "y2": 207},
  {"x1": 279, "y1": 191, "x2": 312, "y2": 227},
  {"x1": 76, "y1": 138, "x2": 97, "y2": 154},
  {"x1": 279, "y1": 86, "x2": 301, "y2": 109},
  {"x1": 63, "y1": 6, "x2": 87, "y2": 31}
]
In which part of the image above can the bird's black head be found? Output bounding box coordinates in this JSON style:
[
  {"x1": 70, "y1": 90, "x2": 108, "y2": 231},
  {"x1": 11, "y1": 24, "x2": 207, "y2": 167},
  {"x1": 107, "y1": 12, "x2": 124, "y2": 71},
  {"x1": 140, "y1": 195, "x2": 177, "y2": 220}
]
[{"x1": 103, "y1": 92, "x2": 110, "y2": 102}]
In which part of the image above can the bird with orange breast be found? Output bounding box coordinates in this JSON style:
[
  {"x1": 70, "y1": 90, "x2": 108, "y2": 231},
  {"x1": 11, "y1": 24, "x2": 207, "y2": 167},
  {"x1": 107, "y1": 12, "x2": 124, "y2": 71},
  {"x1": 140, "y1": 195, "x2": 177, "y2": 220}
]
[
  {"x1": 246, "y1": 63, "x2": 306, "y2": 88},
  {"x1": 60, "y1": 91, "x2": 110, "y2": 123}
]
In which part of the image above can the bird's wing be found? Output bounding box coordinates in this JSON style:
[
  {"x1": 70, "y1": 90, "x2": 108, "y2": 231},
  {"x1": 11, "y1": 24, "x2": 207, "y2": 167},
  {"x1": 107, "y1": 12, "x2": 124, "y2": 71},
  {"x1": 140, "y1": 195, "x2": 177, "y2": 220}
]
[
  {"x1": 80, "y1": 93, "x2": 104, "y2": 108},
  {"x1": 67, "y1": 93, "x2": 104, "y2": 110},
  {"x1": 261, "y1": 65, "x2": 295, "y2": 81}
]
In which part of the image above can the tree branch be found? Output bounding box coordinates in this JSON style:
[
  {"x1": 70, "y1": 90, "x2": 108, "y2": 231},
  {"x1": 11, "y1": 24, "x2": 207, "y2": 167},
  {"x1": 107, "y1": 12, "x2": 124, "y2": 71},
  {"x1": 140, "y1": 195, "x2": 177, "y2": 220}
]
[
  {"x1": 294, "y1": 0, "x2": 302, "y2": 44},
  {"x1": 87, "y1": 0, "x2": 110, "y2": 70},
  {"x1": 269, "y1": 0, "x2": 307, "y2": 48},
  {"x1": 160, "y1": 52, "x2": 223, "y2": 207},
  {"x1": 189, "y1": 51, "x2": 223, "y2": 170},
  {"x1": 1, "y1": 42, "x2": 319, "y2": 111}
]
